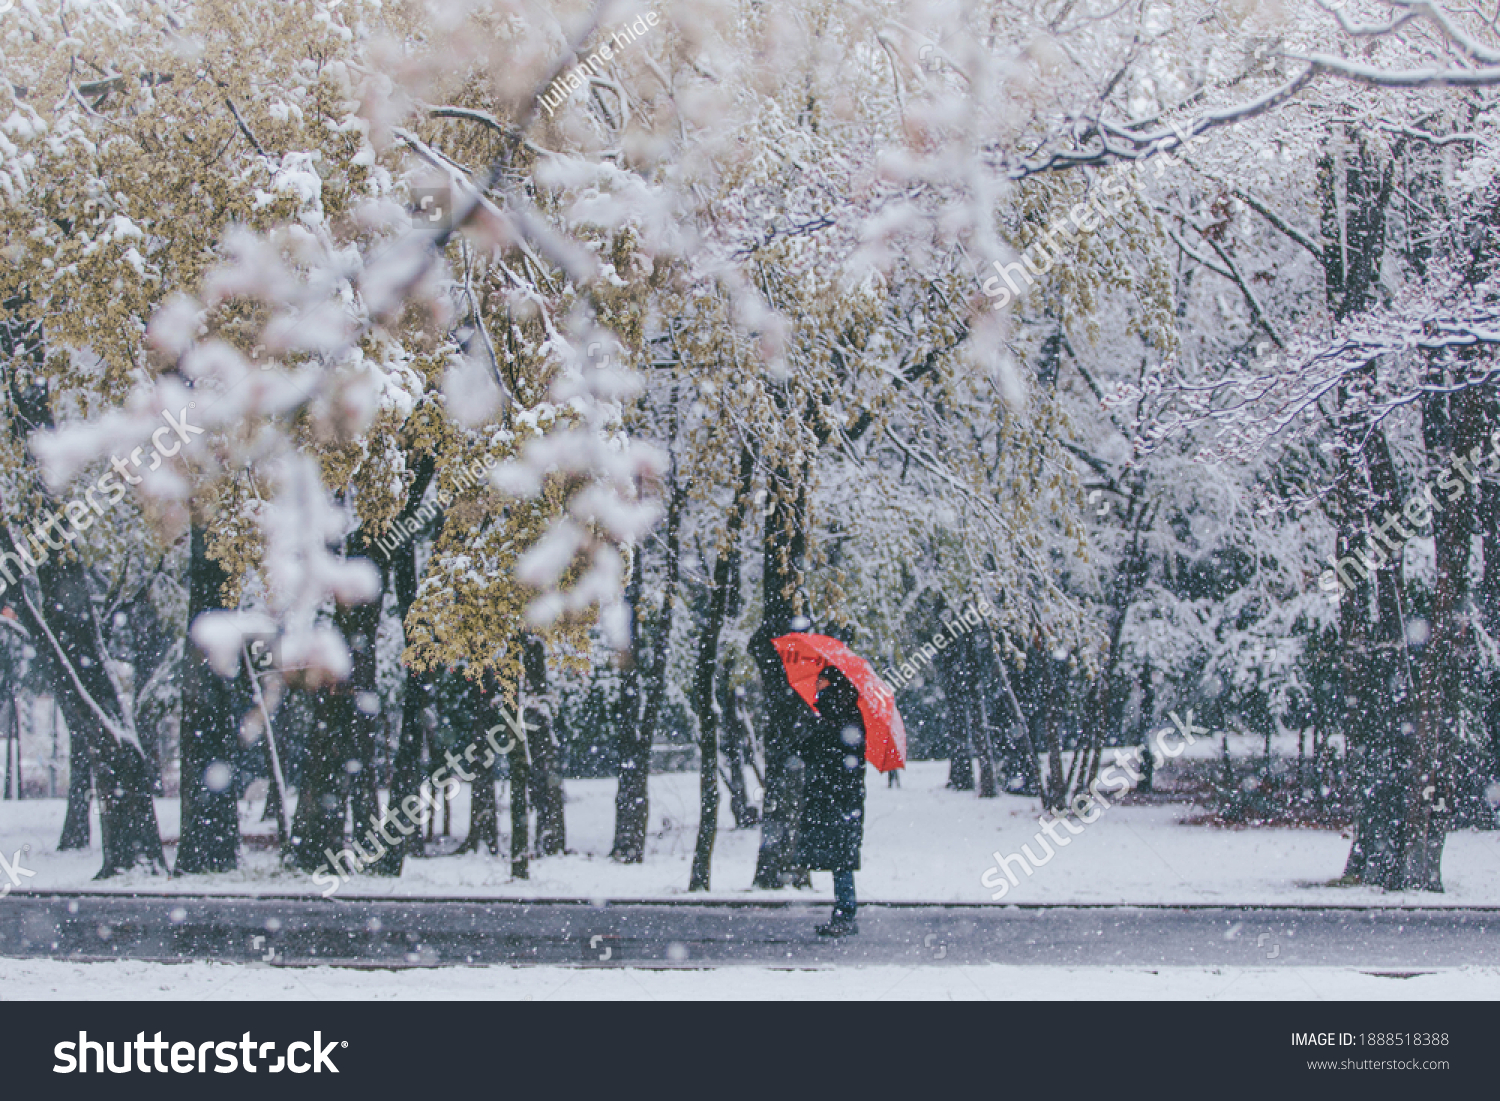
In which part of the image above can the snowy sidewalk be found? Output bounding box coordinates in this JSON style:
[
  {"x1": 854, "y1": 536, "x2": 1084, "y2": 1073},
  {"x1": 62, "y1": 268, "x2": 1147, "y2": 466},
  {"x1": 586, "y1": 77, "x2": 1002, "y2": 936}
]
[
  {"x1": 2, "y1": 957, "x2": 1496, "y2": 1000},
  {"x1": 2, "y1": 761, "x2": 1497, "y2": 907}
]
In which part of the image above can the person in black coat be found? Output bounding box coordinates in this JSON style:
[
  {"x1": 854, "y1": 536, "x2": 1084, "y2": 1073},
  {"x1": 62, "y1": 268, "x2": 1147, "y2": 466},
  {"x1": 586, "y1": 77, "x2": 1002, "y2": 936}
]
[
  {"x1": 748, "y1": 625, "x2": 869, "y2": 935},
  {"x1": 794, "y1": 664, "x2": 867, "y2": 936}
]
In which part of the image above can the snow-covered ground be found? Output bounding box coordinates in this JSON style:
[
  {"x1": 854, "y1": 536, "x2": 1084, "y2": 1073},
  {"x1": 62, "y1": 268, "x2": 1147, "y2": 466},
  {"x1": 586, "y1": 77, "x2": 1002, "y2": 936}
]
[
  {"x1": 1, "y1": 957, "x2": 1494, "y2": 1000},
  {"x1": 3, "y1": 761, "x2": 1498, "y2": 906}
]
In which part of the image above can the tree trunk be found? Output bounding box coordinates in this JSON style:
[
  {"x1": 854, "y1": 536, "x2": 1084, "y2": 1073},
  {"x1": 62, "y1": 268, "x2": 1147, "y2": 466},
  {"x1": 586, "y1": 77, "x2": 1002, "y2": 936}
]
[
  {"x1": 987, "y1": 637, "x2": 1043, "y2": 797},
  {"x1": 370, "y1": 526, "x2": 432, "y2": 875},
  {"x1": 1479, "y1": 426, "x2": 1500, "y2": 823},
  {"x1": 471, "y1": 762, "x2": 501, "y2": 854},
  {"x1": 1398, "y1": 382, "x2": 1482, "y2": 889},
  {"x1": 751, "y1": 458, "x2": 813, "y2": 890},
  {"x1": 946, "y1": 719, "x2": 975, "y2": 790},
  {"x1": 1137, "y1": 661, "x2": 1156, "y2": 793},
  {"x1": 937, "y1": 621, "x2": 977, "y2": 793},
  {"x1": 524, "y1": 636, "x2": 565, "y2": 857},
  {"x1": 457, "y1": 753, "x2": 500, "y2": 855},
  {"x1": 287, "y1": 687, "x2": 352, "y2": 871},
  {"x1": 689, "y1": 448, "x2": 754, "y2": 891},
  {"x1": 1338, "y1": 428, "x2": 1411, "y2": 886},
  {"x1": 137, "y1": 714, "x2": 164, "y2": 798},
  {"x1": 58, "y1": 722, "x2": 92, "y2": 850},
  {"x1": 0, "y1": 364, "x2": 163, "y2": 876},
  {"x1": 719, "y1": 675, "x2": 758, "y2": 828},
  {"x1": 3, "y1": 703, "x2": 13, "y2": 800},
  {"x1": 610, "y1": 554, "x2": 647, "y2": 861},
  {"x1": 374, "y1": 668, "x2": 431, "y2": 872},
  {"x1": 439, "y1": 676, "x2": 493, "y2": 856},
  {"x1": 608, "y1": 550, "x2": 643, "y2": 848},
  {"x1": 973, "y1": 694, "x2": 998, "y2": 798},
  {"x1": 688, "y1": 673, "x2": 723, "y2": 890},
  {"x1": 337, "y1": 570, "x2": 389, "y2": 872},
  {"x1": 508, "y1": 711, "x2": 530, "y2": 879},
  {"x1": 612, "y1": 476, "x2": 684, "y2": 862},
  {"x1": 11, "y1": 529, "x2": 166, "y2": 877},
  {"x1": 176, "y1": 524, "x2": 243, "y2": 874},
  {"x1": 248, "y1": 661, "x2": 289, "y2": 849},
  {"x1": 1068, "y1": 500, "x2": 1151, "y2": 807},
  {"x1": 1041, "y1": 652, "x2": 1068, "y2": 805},
  {"x1": 1315, "y1": 131, "x2": 1418, "y2": 888},
  {"x1": 752, "y1": 728, "x2": 808, "y2": 889},
  {"x1": 946, "y1": 621, "x2": 997, "y2": 797},
  {"x1": 123, "y1": 597, "x2": 177, "y2": 801}
]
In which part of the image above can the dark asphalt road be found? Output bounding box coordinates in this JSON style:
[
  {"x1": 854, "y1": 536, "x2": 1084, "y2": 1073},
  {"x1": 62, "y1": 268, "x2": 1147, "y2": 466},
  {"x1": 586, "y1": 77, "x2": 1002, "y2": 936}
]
[{"x1": 0, "y1": 894, "x2": 1494, "y2": 968}]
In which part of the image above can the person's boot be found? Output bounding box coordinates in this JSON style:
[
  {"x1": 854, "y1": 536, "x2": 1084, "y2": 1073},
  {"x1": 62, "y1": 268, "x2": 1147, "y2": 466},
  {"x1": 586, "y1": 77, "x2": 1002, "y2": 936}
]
[{"x1": 816, "y1": 910, "x2": 859, "y2": 937}]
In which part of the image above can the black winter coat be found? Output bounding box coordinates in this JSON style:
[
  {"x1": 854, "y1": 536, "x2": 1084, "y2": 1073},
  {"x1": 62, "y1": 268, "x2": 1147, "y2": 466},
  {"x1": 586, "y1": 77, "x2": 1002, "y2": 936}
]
[{"x1": 792, "y1": 676, "x2": 867, "y2": 872}]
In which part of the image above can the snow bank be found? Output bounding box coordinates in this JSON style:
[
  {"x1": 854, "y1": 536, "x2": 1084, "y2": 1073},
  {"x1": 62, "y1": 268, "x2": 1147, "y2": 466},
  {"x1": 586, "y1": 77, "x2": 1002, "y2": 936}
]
[{"x1": 2, "y1": 761, "x2": 1497, "y2": 906}]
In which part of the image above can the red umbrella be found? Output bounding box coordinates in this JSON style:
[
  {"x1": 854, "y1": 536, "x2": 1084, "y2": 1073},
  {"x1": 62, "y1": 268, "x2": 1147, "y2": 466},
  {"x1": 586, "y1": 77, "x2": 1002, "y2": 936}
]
[{"x1": 771, "y1": 633, "x2": 906, "y2": 772}]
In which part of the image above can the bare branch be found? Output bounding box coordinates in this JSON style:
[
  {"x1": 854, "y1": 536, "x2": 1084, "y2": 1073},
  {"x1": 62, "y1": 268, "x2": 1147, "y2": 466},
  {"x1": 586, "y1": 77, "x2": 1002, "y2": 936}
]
[
  {"x1": 1012, "y1": 64, "x2": 1319, "y2": 177},
  {"x1": 1181, "y1": 160, "x2": 1326, "y2": 262},
  {"x1": 224, "y1": 96, "x2": 269, "y2": 158},
  {"x1": 1296, "y1": 52, "x2": 1500, "y2": 86},
  {"x1": 1204, "y1": 236, "x2": 1286, "y2": 349}
]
